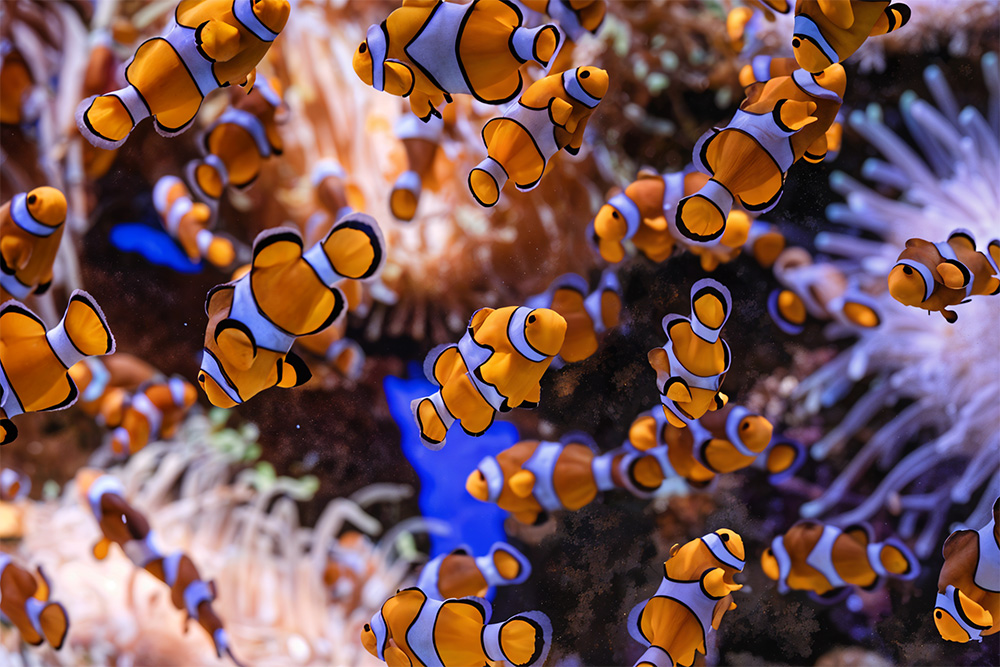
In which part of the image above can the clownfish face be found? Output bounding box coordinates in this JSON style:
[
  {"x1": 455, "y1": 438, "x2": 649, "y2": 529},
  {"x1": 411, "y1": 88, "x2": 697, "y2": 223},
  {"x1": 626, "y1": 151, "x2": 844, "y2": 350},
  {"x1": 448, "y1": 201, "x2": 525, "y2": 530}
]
[
  {"x1": 575, "y1": 66, "x2": 609, "y2": 103},
  {"x1": 791, "y1": 36, "x2": 833, "y2": 75},
  {"x1": 715, "y1": 528, "x2": 745, "y2": 564},
  {"x1": 735, "y1": 414, "x2": 773, "y2": 453},
  {"x1": 352, "y1": 40, "x2": 414, "y2": 97},
  {"x1": 935, "y1": 608, "x2": 974, "y2": 643},
  {"x1": 593, "y1": 203, "x2": 628, "y2": 244},
  {"x1": 25, "y1": 186, "x2": 68, "y2": 226},
  {"x1": 523, "y1": 308, "x2": 567, "y2": 358},
  {"x1": 887, "y1": 263, "x2": 928, "y2": 306},
  {"x1": 353, "y1": 41, "x2": 374, "y2": 85},
  {"x1": 466, "y1": 468, "x2": 491, "y2": 501},
  {"x1": 360, "y1": 622, "x2": 378, "y2": 657},
  {"x1": 760, "y1": 546, "x2": 780, "y2": 581},
  {"x1": 252, "y1": 0, "x2": 291, "y2": 34},
  {"x1": 198, "y1": 368, "x2": 240, "y2": 409}
]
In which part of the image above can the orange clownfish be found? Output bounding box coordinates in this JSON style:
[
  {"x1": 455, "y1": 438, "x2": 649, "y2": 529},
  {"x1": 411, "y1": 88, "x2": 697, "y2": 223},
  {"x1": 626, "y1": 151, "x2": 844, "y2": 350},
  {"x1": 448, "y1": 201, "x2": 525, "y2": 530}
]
[
  {"x1": 0, "y1": 468, "x2": 30, "y2": 501},
  {"x1": 0, "y1": 291, "x2": 115, "y2": 445},
  {"x1": 391, "y1": 111, "x2": 444, "y2": 222},
  {"x1": 353, "y1": 0, "x2": 560, "y2": 122},
  {"x1": 726, "y1": 1, "x2": 790, "y2": 54},
  {"x1": 761, "y1": 521, "x2": 919, "y2": 596},
  {"x1": 411, "y1": 306, "x2": 566, "y2": 448},
  {"x1": 416, "y1": 542, "x2": 532, "y2": 599},
  {"x1": 470, "y1": 66, "x2": 608, "y2": 207},
  {"x1": 676, "y1": 62, "x2": 845, "y2": 246},
  {"x1": 888, "y1": 228, "x2": 1000, "y2": 324},
  {"x1": 0, "y1": 50, "x2": 34, "y2": 126},
  {"x1": 791, "y1": 0, "x2": 911, "y2": 73},
  {"x1": 0, "y1": 556, "x2": 69, "y2": 650},
  {"x1": 676, "y1": 211, "x2": 787, "y2": 273},
  {"x1": 295, "y1": 315, "x2": 367, "y2": 381},
  {"x1": 198, "y1": 215, "x2": 384, "y2": 407},
  {"x1": 648, "y1": 279, "x2": 731, "y2": 429},
  {"x1": 153, "y1": 176, "x2": 236, "y2": 269},
  {"x1": 362, "y1": 587, "x2": 551, "y2": 667},
  {"x1": 104, "y1": 377, "x2": 198, "y2": 457},
  {"x1": 1, "y1": 187, "x2": 67, "y2": 303},
  {"x1": 77, "y1": 469, "x2": 162, "y2": 566},
  {"x1": 521, "y1": 0, "x2": 605, "y2": 41},
  {"x1": 68, "y1": 354, "x2": 158, "y2": 415},
  {"x1": 934, "y1": 497, "x2": 999, "y2": 643},
  {"x1": 76, "y1": 0, "x2": 290, "y2": 149},
  {"x1": 628, "y1": 530, "x2": 745, "y2": 667},
  {"x1": 526, "y1": 270, "x2": 620, "y2": 365}
]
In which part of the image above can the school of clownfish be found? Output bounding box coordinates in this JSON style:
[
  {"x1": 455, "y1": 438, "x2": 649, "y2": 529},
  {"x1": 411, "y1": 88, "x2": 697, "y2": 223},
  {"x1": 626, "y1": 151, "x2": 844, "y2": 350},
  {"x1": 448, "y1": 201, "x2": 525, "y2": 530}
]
[{"x1": 1, "y1": 0, "x2": 998, "y2": 664}]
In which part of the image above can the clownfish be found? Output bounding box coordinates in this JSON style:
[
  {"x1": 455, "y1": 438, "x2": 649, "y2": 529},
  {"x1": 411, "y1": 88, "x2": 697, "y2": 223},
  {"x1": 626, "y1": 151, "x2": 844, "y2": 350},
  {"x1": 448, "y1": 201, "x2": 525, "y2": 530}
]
[
  {"x1": 0, "y1": 50, "x2": 34, "y2": 125},
  {"x1": 761, "y1": 521, "x2": 919, "y2": 596},
  {"x1": 76, "y1": 0, "x2": 290, "y2": 149},
  {"x1": 677, "y1": 211, "x2": 787, "y2": 273},
  {"x1": 526, "y1": 270, "x2": 620, "y2": 365},
  {"x1": 185, "y1": 75, "x2": 286, "y2": 204},
  {"x1": 324, "y1": 532, "x2": 379, "y2": 608},
  {"x1": 0, "y1": 556, "x2": 69, "y2": 650},
  {"x1": 391, "y1": 112, "x2": 444, "y2": 221},
  {"x1": 755, "y1": 435, "x2": 807, "y2": 485},
  {"x1": 104, "y1": 377, "x2": 198, "y2": 456},
  {"x1": 466, "y1": 435, "x2": 624, "y2": 524},
  {"x1": 726, "y1": 1, "x2": 790, "y2": 55},
  {"x1": 353, "y1": 0, "x2": 561, "y2": 122},
  {"x1": 295, "y1": 315, "x2": 367, "y2": 381},
  {"x1": 410, "y1": 305, "x2": 566, "y2": 448},
  {"x1": 1, "y1": 187, "x2": 67, "y2": 303},
  {"x1": 888, "y1": 229, "x2": 1000, "y2": 324},
  {"x1": 768, "y1": 246, "x2": 881, "y2": 334},
  {"x1": 0, "y1": 291, "x2": 115, "y2": 445},
  {"x1": 81, "y1": 33, "x2": 123, "y2": 180},
  {"x1": 520, "y1": 0, "x2": 606, "y2": 41},
  {"x1": 153, "y1": 176, "x2": 236, "y2": 269},
  {"x1": 934, "y1": 496, "x2": 999, "y2": 643},
  {"x1": 647, "y1": 279, "x2": 731, "y2": 429},
  {"x1": 791, "y1": 0, "x2": 911, "y2": 74},
  {"x1": 304, "y1": 160, "x2": 368, "y2": 253},
  {"x1": 68, "y1": 354, "x2": 159, "y2": 415},
  {"x1": 198, "y1": 215, "x2": 385, "y2": 408},
  {"x1": 417, "y1": 542, "x2": 532, "y2": 599},
  {"x1": 628, "y1": 530, "x2": 745, "y2": 667},
  {"x1": 362, "y1": 587, "x2": 552, "y2": 667},
  {"x1": 676, "y1": 62, "x2": 845, "y2": 246},
  {"x1": 470, "y1": 66, "x2": 608, "y2": 207},
  {"x1": 0, "y1": 468, "x2": 30, "y2": 501}
]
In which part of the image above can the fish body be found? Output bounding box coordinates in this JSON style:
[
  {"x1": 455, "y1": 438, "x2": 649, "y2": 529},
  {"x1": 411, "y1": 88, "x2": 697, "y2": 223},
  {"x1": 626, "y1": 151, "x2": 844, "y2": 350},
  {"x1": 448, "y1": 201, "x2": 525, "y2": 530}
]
[
  {"x1": 106, "y1": 377, "x2": 198, "y2": 456},
  {"x1": 411, "y1": 305, "x2": 566, "y2": 448},
  {"x1": 76, "y1": 0, "x2": 290, "y2": 149},
  {"x1": 0, "y1": 188, "x2": 67, "y2": 302},
  {"x1": 391, "y1": 112, "x2": 444, "y2": 221},
  {"x1": 361, "y1": 587, "x2": 551, "y2": 667},
  {"x1": 526, "y1": 270, "x2": 620, "y2": 364},
  {"x1": 0, "y1": 556, "x2": 69, "y2": 650},
  {"x1": 470, "y1": 66, "x2": 608, "y2": 206},
  {"x1": 153, "y1": 176, "x2": 235, "y2": 269},
  {"x1": 791, "y1": 0, "x2": 911, "y2": 73},
  {"x1": 0, "y1": 291, "x2": 115, "y2": 445},
  {"x1": 417, "y1": 542, "x2": 532, "y2": 599}
]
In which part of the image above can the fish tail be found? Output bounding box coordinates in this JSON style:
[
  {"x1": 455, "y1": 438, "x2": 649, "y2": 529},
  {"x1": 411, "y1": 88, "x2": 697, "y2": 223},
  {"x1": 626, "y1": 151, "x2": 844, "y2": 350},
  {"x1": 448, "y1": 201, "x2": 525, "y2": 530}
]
[
  {"x1": 510, "y1": 23, "x2": 559, "y2": 67},
  {"x1": 320, "y1": 212, "x2": 386, "y2": 281},
  {"x1": 390, "y1": 170, "x2": 422, "y2": 222},
  {"x1": 325, "y1": 338, "x2": 365, "y2": 381},
  {"x1": 871, "y1": 3, "x2": 911, "y2": 36},
  {"x1": 469, "y1": 157, "x2": 509, "y2": 208},
  {"x1": 76, "y1": 88, "x2": 149, "y2": 150},
  {"x1": 477, "y1": 542, "x2": 532, "y2": 586},
  {"x1": 185, "y1": 157, "x2": 229, "y2": 203},
  {"x1": 411, "y1": 391, "x2": 454, "y2": 449},
  {"x1": 674, "y1": 179, "x2": 733, "y2": 246},
  {"x1": 50, "y1": 291, "x2": 116, "y2": 367},
  {"x1": 25, "y1": 598, "x2": 69, "y2": 650},
  {"x1": 873, "y1": 537, "x2": 920, "y2": 581},
  {"x1": 621, "y1": 449, "x2": 669, "y2": 498},
  {"x1": 635, "y1": 645, "x2": 676, "y2": 667},
  {"x1": 767, "y1": 288, "x2": 806, "y2": 335},
  {"x1": 760, "y1": 436, "x2": 805, "y2": 484},
  {"x1": 482, "y1": 610, "x2": 551, "y2": 667}
]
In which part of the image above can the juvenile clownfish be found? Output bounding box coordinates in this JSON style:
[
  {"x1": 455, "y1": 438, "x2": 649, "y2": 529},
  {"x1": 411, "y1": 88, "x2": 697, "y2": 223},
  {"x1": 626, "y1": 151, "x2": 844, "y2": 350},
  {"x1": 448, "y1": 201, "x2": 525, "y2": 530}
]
[
  {"x1": 361, "y1": 587, "x2": 552, "y2": 667},
  {"x1": 198, "y1": 215, "x2": 385, "y2": 408},
  {"x1": 68, "y1": 354, "x2": 158, "y2": 416},
  {"x1": 76, "y1": 469, "x2": 163, "y2": 566},
  {"x1": 933, "y1": 496, "x2": 999, "y2": 643},
  {"x1": 391, "y1": 112, "x2": 444, "y2": 221},
  {"x1": 647, "y1": 279, "x2": 731, "y2": 429},
  {"x1": 0, "y1": 556, "x2": 69, "y2": 650},
  {"x1": 1, "y1": 187, "x2": 67, "y2": 303},
  {"x1": 353, "y1": 0, "x2": 561, "y2": 122},
  {"x1": 185, "y1": 76, "x2": 286, "y2": 204},
  {"x1": 520, "y1": 0, "x2": 606, "y2": 41},
  {"x1": 526, "y1": 270, "x2": 620, "y2": 365},
  {"x1": 104, "y1": 377, "x2": 198, "y2": 457},
  {"x1": 761, "y1": 521, "x2": 919, "y2": 596},
  {"x1": 153, "y1": 176, "x2": 236, "y2": 269},
  {"x1": 470, "y1": 66, "x2": 608, "y2": 207},
  {"x1": 466, "y1": 435, "x2": 624, "y2": 524},
  {"x1": 888, "y1": 229, "x2": 1000, "y2": 324},
  {"x1": 0, "y1": 291, "x2": 115, "y2": 445},
  {"x1": 768, "y1": 246, "x2": 881, "y2": 334},
  {"x1": 791, "y1": 0, "x2": 911, "y2": 74},
  {"x1": 676, "y1": 63, "x2": 846, "y2": 246},
  {"x1": 76, "y1": 0, "x2": 290, "y2": 149},
  {"x1": 628, "y1": 529, "x2": 745, "y2": 667},
  {"x1": 0, "y1": 468, "x2": 30, "y2": 501},
  {"x1": 410, "y1": 306, "x2": 566, "y2": 448},
  {"x1": 417, "y1": 542, "x2": 532, "y2": 599}
]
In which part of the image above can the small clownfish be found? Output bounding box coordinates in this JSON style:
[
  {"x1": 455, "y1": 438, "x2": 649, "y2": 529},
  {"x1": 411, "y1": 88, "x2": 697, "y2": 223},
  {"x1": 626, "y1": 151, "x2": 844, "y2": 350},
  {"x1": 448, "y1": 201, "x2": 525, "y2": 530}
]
[
  {"x1": 411, "y1": 306, "x2": 566, "y2": 449},
  {"x1": 68, "y1": 354, "x2": 158, "y2": 416},
  {"x1": 470, "y1": 66, "x2": 608, "y2": 207},
  {"x1": 933, "y1": 496, "x2": 999, "y2": 643},
  {"x1": 185, "y1": 76, "x2": 286, "y2": 204},
  {"x1": 76, "y1": 0, "x2": 290, "y2": 149},
  {"x1": 1, "y1": 187, "x2": 67, "y2": 303},
  {"x1": 361, "y1": 587, "x2": 552, "y2": 667},
  {"x1": 526, "y1": 270, "x2": 620, "y2": 365},
  {"x1": 0, "y1": 556, "x2": 69, "y2": 650},
  {"x1": 391, "y1": 112, "x2": 444, "y2": 221},
  {"x1": 153, "y1": 176, "x2": 236, "y2": 269},
  {"x1": 791, "y1": 0, "x2": 911, "y2": 74},
  {"x1": 76, "y1": 469, "x2": 162, "y2": 566},
  {"x1": 520, "y1": 0, "x2": 606, "y2": 42},
  {"x1": 761, "y1": 521, "x2": 920, "y2": 596},
  {"x1": 353, "y1": 0, "x2": 561, "y2": 122},
  {"x1": 324, "y1": 532, "x2": 380, "y2": 608},
  {"x1": 417, "y1": 542, "x2": 532, "y2": 599},
  {"x1": 647, "y1": 279, "x2": 731, "y2": 429},
  {"x1": 676, "y1": 62, "x2": 846, "y2": 246},
  {"x1": 198, "y1": 215, "x2": 385, "y2": 408},
  {"x1": 103, "y1": 376, "x2": 198, "y2": 457},
  {"x1": 628, "y1": 530, "x2": 745, "y2": 667},
  {"x1": 888, "y1": 229, "x2": 1000, "y2": 324},
  {"x1": 768, "y1": 246, "x2": 881, "y2": 334},
  {"x1": 1, "y1": 468, "x2": 30, "y2": 501},
  {"x1": 0, "y1": 50, "x2": 34, "y2": 125},
  {"x1": 466, "y1": 435, "x2": 624, "y2": 525},
  {"x1": 675, "y1": 211, "x2": 787, "y2": 273},
  {"x1": 0, "y1": 291, "x2": 116, "y2": 445}
]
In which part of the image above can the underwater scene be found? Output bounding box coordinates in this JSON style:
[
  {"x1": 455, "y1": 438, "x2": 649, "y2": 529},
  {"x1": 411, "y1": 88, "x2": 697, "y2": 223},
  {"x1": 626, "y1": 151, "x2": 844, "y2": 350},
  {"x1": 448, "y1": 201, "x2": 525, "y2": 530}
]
[{"x1": 1, "y1": 0, "x2": 999, "y2": 665}]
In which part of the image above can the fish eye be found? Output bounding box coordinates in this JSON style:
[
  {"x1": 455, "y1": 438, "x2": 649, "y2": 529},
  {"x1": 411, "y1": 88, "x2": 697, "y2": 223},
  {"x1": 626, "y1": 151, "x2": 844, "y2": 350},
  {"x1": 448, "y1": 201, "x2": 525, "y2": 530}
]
[
  {"x1": 792, "y1": 38, "x2": 801, "y2": 48},
  {"x1": 478, "y1": 471, "x2": 485, "y2": 480},
  {"x1": 741, "y1": 422, "x2": 749, "y2": 430},
  {"x1": 720, "y1": 532, "x2": 729, "y2": 542},
  {"x1": 765, "y1": 547, "x2": 772, "y2": 555},
  {"x1": 902, "y1": 266, "x2": 913, "y2": 275},
  {"x1": 580, "y1": 70, "x2": 590, "y2": 79},
  {"x1": 528, "y1": 314, "x2": 536, "y2": 323},
  {"x1": 612, "y1": 211, "x2": 619, "y2": 219},
  {"x1": 27, "y1": 194, "x2": 37, "y2": 205},
  {"x1": 198, "y1": 373, "x2": 206, "y2": 382},
  {"x1": 364, "y1": 623, "x2": 371, "y2": 631},
  {"x1": 359, "y1": 43, "x2": 367, "y2": 54},
  {"x1": 935, "y1": 611, "x2": 942, "y2": 619}
]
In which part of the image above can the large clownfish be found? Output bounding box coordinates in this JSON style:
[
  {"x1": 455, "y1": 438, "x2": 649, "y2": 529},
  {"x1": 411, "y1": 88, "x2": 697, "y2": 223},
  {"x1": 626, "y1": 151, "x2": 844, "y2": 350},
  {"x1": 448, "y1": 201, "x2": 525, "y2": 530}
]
[
  {"x1": 411, "y1": 306, "x2": 566, "y2": 448},
  {"x1": 888, "y1": 229, "x2": 1000, "y2": 324},
  {"x1": 391, "y1": 111, "x2": 444, "y2": 221},
  {"x1": 417, "y1": 542, "x2": 532, "y2": 599},
  {"x1": 790, "y1": 0, "x2": 911, "y2": 73},
  {"x1": 526, "y1": 270, "x2": 620, "y2": 365},
  {"x1": 470, "y1": 66, "x2": 608, "y2": 207},
  {"x1": 676, "y1": 61, "x2": 845, "y2": 246},
  {"x1": 0, "y1": 291, "x2": 115, "y2": 445},
  {"x1": 361, "y1": 587, "x2": 551, "y2": 667},
  {"x1": 934, "y1": 497, "x2": 999, "y2": 643},
  {"x1": 76, "y1": 0, "x2": 290, "y2": 149},
  {"x1": 0, "y1": 555, "x2": 69, "y2": 650},
  {"x1": 628, "y1": 529, "x2": 745, "y2": 667},
  {"x1": 1, "y1": 187, "x2": 67, "y2": 303},
  {"x1": 153, "y1": 176, "x2": 236, "y2": 269},
  {"x1": 353, "y1": 0, "x2": 560, "y2": 122},
  {"x1": 198, "y1": 215, "x2": 384, "y2": 408}
]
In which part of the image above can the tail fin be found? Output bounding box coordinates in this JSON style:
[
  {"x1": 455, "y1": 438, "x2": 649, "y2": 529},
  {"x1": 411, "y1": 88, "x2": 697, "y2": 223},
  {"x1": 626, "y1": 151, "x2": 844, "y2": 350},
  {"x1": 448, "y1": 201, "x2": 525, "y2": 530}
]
[
  {"x1": 411, "y1": 392, "x2": 454, "y2": 449},
  {"x1": 870, "y1": 3, "x2": 911, "y2": 36},
  {"x1": 477, "y1": 542, "x2": 532, "y2": 587},
  {"x1": 198, "y1": 230, "x2": 237, "y2": 268},
  {"x1": 25, "y1": 598, "x2": 69, "y2": 650},
  {"x1": 482, "y1": 610, "x2": 551, "y2": 667},
  {"x1": 834, "y1": 289, "x2": 881, "y2": 329},
  {"x1": 758, "y1": 436, "x2": 805, "y2": 484},
  {"x1": 75, "y1": 88, "x2": 148, "y2": 150},
  {"x1": 49, "y1": 291, "x2": 115, "y2": 369},
  {"x1": 390, "y1": 170, "x2": 422, "y2": 221},
  {"x1": 674, "y1": 179, "x2": 734, "y2": 245},
  {"x1": 873, "y1": 537, "x2": 920, "y2": 581},
  {"x1": 326, "y1": 338, "x2": 365, "y2": 381},
  {"x1": 511, "y1": 24, "x2": 559, "y2": 67},
  {"x1": 469, "y1": 156, "x2": 509, "y2": 208},
  {"x1": 185, "y1": 157, "x2": 229, "y2": 203},
  {"x1": 768, "y1": 289, "x2": 806, "y2": 335},
  {"x1": 318, "y1": 213, "x2": 386, "y2": 281}
]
